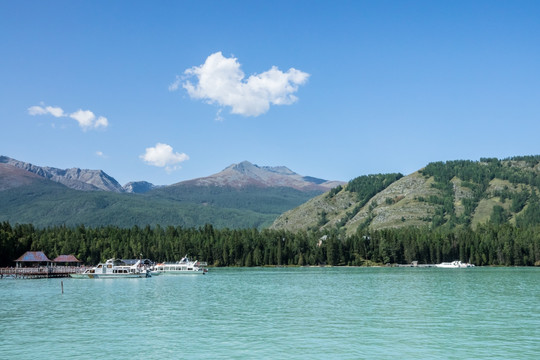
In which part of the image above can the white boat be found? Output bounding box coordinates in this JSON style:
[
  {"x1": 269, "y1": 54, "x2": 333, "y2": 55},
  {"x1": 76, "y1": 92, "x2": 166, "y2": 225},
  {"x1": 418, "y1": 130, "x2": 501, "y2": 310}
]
[
  {"x1": 435, "y1": 260, "x2": 475, "y2": 268},
  {"x1": 70, "y1": 258, "x2": 151, "y2": 278},
  {"x1": 151, "y1": 255, "x2": 208, "y2": 275}
]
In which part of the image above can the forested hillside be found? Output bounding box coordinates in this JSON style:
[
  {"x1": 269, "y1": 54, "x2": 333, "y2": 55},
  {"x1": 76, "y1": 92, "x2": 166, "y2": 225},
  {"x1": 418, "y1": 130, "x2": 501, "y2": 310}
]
[
  {"x1": 272, "y1": 156, "x2": 540, "y2": 234},
  {"x1": 0, "y1": 182, "x2": 278, "y2": 229}
]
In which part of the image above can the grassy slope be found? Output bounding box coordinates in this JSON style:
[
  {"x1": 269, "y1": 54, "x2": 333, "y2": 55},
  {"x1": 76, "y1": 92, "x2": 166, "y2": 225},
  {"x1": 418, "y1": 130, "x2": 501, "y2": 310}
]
[{"x1": 271, "y1": 158, "x2": 540, "y2": 234}]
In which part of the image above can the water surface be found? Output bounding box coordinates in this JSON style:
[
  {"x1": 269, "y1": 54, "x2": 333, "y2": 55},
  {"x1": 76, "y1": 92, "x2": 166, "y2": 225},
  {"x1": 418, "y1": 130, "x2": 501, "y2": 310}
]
[{"x1": 1, "y1": 267, "x2": 538, "y2": 359}]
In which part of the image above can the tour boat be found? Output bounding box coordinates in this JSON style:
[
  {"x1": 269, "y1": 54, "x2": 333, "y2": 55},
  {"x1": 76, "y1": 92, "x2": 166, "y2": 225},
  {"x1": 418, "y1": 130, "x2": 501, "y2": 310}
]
[
  {"x1": 435, "y1": 260, "x2": 475, "y2": 268},
  {"x1": 70, "y1": 258, "x2": 151, "y2": 278},
  {"x1": 151, "y1": 255, "x2": 208, "y2": 275}
]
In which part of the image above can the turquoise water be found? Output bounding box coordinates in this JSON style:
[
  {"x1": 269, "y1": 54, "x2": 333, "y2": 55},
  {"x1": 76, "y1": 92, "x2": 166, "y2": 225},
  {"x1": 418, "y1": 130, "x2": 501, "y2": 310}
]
[{"x1": 1, "y1": 267, "x2": 539, "y2": 359}]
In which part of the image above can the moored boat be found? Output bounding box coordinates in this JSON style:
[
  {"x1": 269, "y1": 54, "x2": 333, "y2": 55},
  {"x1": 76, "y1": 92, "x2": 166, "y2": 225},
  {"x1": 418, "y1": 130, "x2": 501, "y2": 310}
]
[
  {"x1": 70, "y1": 258, "x2": 151, "y2": 278},
  {"x1": 151, "y1": 255, "x2": 208, "y2": 275},
  {"x1": 435, "y1": 260, "x2": 475, "y2": 268}
]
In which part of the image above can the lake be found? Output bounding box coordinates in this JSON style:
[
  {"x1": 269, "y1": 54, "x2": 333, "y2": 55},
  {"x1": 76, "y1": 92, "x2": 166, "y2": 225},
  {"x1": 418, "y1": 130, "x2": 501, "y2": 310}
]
[{"x1": 1, "y1": 267, "x2": 539, "y2": 359}]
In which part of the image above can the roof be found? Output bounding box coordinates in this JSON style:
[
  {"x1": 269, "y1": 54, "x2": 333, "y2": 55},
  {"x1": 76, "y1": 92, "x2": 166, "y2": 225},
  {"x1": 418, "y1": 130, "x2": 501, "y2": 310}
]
[
  {"x1": 121, "y1": 258, "x2": 153, "y2": 265},
  {"x1": 15, "y1": 251, "x2": 51, "y2": 262},
  {"x1": 53, "y1": 255, "x2": 81, "y2": 263}
]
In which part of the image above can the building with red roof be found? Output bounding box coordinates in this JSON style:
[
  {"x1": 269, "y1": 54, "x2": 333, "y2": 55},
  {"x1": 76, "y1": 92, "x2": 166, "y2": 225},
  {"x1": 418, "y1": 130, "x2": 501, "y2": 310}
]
[
  {"x1": 53, "y1": 255, "x2": 82, "y2": 266},
  {"x1": 14, "y1": 251, "x2": 51, "y2": 268},
  {"x1": 13, "y1": 252, "x2": 82, "y2": 267}
]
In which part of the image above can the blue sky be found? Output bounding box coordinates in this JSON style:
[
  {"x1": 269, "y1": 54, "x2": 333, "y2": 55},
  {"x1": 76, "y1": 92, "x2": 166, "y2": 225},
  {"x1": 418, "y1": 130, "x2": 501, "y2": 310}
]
[{"x1": 1, "y1": 0, "x2": 539, "y2": 186}]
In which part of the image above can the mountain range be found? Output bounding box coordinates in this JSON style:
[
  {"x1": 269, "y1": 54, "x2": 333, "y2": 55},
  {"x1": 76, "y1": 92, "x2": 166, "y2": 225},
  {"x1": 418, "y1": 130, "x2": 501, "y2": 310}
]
[
  {"x1": 0, "y1": 156, "x2": 343, "y2": 228},
  {"x1": 2, "y1": 155, "x2": 539, "y2": 232}
]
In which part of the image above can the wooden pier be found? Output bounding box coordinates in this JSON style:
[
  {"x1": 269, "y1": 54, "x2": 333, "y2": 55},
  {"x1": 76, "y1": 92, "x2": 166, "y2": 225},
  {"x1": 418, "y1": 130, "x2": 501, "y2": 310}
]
[{"x1": 0, "y1": 266, "x2": 84, "y2": 279}]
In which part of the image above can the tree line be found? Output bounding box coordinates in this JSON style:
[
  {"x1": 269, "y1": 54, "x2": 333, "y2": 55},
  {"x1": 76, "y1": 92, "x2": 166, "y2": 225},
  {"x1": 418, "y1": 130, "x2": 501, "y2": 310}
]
[{"x1": 1, "y1": 221, "x2": 539, "y2": 267}]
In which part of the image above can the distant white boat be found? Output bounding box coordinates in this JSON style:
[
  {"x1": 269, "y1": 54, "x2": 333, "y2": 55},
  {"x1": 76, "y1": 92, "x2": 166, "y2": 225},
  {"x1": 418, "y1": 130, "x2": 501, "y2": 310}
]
[
  {"x1": 151, "y1": 255, "x2": 208, "y2": 275},
  {"x1": 436, "y1": 260, "x2": 475, "y2": 268},
  {"x1": 70, "y1": 258, "x2": 151, "y2": 278}
]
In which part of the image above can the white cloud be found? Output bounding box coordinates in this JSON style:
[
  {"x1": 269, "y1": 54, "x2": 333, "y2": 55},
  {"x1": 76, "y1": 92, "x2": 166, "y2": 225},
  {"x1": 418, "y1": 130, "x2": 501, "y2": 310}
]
[
  {"x1": 27, "y1": 105, "x2": 64, "y2": 117},
  {"x1": 96, "y1": 151, "x2": 107, "y2": 158},
  {"x1": 168, "y1": 75, "x2": 181, "y2": 91},
  {"x1": 181, "y1": 52, "x2": 310, "y2": 117},
  {"x1": 69, "y1": 109, "x2": 96, "y2": 129},
  {"x1": 46, "y1": 106, "x2": 65, "y2": 117},
  {"x1": 95, "y1": 116, "x2": 109, "y2": 128},
  {"x1": 215, "y1": 109, "x2": 224, "y2": 122},
  {"x1": 28, "y1": 106, "x2": 47, "y2": 115},
  {"x1": 140, "y1": 143, "x2": 189, "y2": 172},
  {"x1": 69, "y1": 110, "x2": 108, "y2": 130},
  {"x1": 28, "y1": 103, "x2": 109, "y2": 131}
]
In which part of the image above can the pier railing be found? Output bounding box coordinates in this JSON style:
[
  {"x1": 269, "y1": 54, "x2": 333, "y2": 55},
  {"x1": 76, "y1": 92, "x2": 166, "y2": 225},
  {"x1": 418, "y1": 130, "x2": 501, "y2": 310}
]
[{"x1": 0, "y1": 266, "x2": 86, "y2": 279}]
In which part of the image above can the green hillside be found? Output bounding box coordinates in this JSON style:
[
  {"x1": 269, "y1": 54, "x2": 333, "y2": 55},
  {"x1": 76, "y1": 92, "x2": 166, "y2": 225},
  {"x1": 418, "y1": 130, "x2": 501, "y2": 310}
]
[
  {"x1": 148, "y1": 184, "x2": 322, "y2": 215},
  {"x1": 271, "y1": 156, "x2": 540, "y2": 234},
  {"x1": 0, "y1": 180, "x2": 320, "y2": 229}
]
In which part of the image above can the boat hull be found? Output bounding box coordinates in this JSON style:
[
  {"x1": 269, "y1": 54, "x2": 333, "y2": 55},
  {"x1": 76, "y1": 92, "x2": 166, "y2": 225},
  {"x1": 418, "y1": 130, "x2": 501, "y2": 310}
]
[
  {"x1": 435, "y1": 261, "x2": 474, "y2": 268},
  {"x1": 151, "y1": 269, "x2": 207, "y2": 276},
  {"x1": 70, "y1": 273, "x2": 149, "y2": 279}
]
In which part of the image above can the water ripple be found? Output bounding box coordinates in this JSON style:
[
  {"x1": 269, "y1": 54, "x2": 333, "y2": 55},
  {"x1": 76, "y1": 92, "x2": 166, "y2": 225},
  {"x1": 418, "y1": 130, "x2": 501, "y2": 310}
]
[{"x1": 1, "y1": 267, "x2": 539, "y2": 359}]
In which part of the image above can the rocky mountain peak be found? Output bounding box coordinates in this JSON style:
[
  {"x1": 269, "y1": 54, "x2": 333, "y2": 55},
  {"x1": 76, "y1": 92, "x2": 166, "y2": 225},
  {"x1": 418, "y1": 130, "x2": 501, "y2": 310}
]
[
  {"x1": 123, "y1": 181, "x2": 159, "y2": 194},
  {"x1": 178, "y1": 160, "x2": 344, "y2": 191},
  {"x1": 0, "y1": 156, "x2": 124, "y2": 192}
]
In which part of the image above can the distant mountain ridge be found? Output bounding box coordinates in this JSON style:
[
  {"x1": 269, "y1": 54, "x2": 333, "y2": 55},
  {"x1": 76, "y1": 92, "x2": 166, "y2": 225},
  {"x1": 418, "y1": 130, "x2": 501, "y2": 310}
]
[
  {"x1": 0, "y1": 156, "x2": 343, "y2": 229},
  {"x1": 0, "y1": 156, "x2": 124, "y2": 192},
  {"x1": 0, "y1": 156, "x2": 343, "y2": 194},
  {"x1": 173, "y1": 160, "x2": 343, "y2": 191}
]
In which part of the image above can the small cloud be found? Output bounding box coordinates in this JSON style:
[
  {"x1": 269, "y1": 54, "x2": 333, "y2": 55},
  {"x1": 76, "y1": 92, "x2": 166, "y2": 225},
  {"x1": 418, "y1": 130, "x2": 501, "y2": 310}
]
[
  {"x1": 28, "y1": 102, "x2": 108, "y2": 131},
  {"x1": 140, "y1": 143, "x2": 189, "y2": 172},
  {"x1": 69, "y1": 109, "x2": 95, "y2": 129},
  {"x1": 69, "y1": 110, "x2": 108, "y2": 131},
  {"x1": 96, "y1": 151, "x2": 107, "y2": 158},
  {"x1": 46, "y1": 106, "x2": 65, "y2": 117},
  {"x1": 28, "y1": 106, "x2": 47, "y2": 115},
  {"x1": 95, "y1": 116, "x2": 109, "y2": 128},
  {"x1": 215, "y1": 109, "x2": 224, "y2": 122},
  {"x1": 27, "y1": 105, "x2": 64, "y2": 117},
  {"x1": 168, "y1": 75, "x2": 181, "y2": 92},
  {"x1": 181, "y1": 52, "x2": 310, "y2": 117}
]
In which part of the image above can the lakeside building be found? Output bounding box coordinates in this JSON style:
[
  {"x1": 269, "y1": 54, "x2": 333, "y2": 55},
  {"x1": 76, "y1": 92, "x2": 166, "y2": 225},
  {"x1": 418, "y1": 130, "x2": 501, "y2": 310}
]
[{"x1": 14, "y1": 251, "x2": 82, "y2": 268}]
